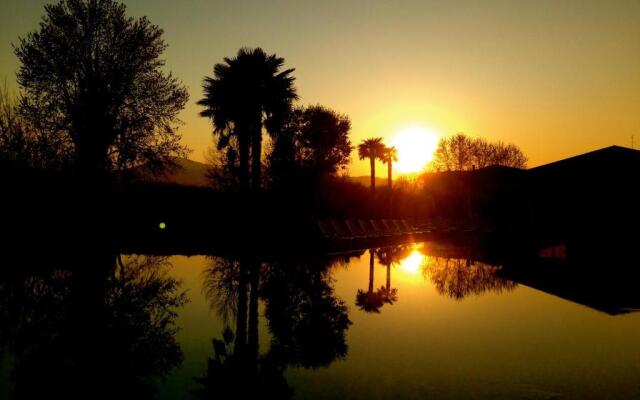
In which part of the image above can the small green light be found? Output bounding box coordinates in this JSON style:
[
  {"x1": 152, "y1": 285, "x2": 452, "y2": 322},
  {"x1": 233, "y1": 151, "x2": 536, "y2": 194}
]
[{"x1": 159, "y1": 222, "x2": 167, "y2": 230}]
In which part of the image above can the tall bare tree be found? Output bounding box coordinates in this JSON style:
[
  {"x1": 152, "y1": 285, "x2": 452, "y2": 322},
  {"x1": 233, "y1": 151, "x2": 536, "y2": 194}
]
[
  {"x1": 14, "y1": 0, "x2": 189, "y2": 178},
  {"x1": 432, "y1": 133, "x2": 527, "y2": 171}
]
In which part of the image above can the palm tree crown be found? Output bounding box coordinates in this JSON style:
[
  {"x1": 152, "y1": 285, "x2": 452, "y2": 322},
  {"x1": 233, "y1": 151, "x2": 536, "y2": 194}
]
[
  {"x1": 357, "y1": 137, "x2": 386, "y2": 191},
  {"x1": 382, "y1": 146, "x2": 398, "y2": 165},
  {"x1": 383, "y1": 146, "x2": 398, "y2": 214},
  {"x1": 198, "y1": 47, "x2": 298, "y2": 190}
]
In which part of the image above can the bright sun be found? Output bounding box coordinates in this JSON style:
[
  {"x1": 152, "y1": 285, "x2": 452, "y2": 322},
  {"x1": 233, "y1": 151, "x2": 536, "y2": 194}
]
[
  {"x1": 400, "y1": 250, "x2": 425, "y2": 274},
  {"x1": 390, "y1": 126, "x2": 440, "y2": 174}
]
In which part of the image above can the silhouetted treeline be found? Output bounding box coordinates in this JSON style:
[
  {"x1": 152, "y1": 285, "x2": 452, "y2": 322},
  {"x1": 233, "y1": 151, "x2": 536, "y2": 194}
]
[{"x1": 431, "y1": 133, "x2": 527, "y2": 171}]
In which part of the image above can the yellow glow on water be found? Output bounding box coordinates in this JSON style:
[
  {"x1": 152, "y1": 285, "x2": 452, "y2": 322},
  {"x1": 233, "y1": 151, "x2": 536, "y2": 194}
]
[
  {"x1": 400, "y1": 250, "x2": 425, "y2": 274},
  {"x1": 390, "y1": 126, "x2": 440, "y2": 174}
]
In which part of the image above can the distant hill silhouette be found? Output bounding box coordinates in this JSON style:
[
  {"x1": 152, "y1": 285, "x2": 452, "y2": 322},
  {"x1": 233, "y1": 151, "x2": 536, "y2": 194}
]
[
  {"x1": 130, "y1": 166, "x2": 400, "y2": 189},
  {"x1": 132, "y1": 158, "x2": 210, "y2": 187}
]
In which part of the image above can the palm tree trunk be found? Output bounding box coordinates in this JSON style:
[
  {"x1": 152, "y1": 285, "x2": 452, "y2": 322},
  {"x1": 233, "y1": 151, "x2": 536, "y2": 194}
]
[
  {"x1": 388, "y1": 158, "x2": 393, "y2": 218},
  {"x1": 250, "y1": 125, "x2": 262, "y2": 191},
  {"x1": 386, "y1": 263, "x2": 391, "y2": 291},
  {"x1": 247, "y1": 260, "x2": 260, "y2": 371},
  {"x1": 238, "y1": 132, "x2": 250, "y2": 192},
  {"x1": 368, "y1": 249, "x2": 374, "y2": 292},
  {"x1": 234, "y1": 260, "x2": 248, "y2": 357},
  {"x1": 370, "y1": 157, "x2": 376, "y2": 192}
]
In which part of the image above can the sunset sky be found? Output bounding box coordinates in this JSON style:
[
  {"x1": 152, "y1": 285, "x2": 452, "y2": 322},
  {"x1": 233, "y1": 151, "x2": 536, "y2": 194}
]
[{"x1": 1, "y1": 0, "x2": 639, "y2": 175}]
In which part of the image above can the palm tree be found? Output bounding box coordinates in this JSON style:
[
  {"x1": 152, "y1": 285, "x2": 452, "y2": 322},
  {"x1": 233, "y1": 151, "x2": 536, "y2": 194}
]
[
  {"x1": 382, "y1": 146, "x2": 398, "y2": 217},
  {"x1": 382, "y1": 146, "x2": 398, "y2": 189},
  {"x1": 198, "y1": 48, "x2": 298, "y2": 191},
  {"x1": 357, "y1": 138, "x2": 386, "y2": 192}
]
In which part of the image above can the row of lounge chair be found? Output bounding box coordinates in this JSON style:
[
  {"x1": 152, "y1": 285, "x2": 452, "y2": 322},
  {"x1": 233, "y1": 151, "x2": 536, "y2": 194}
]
[{"x1": 317, "y1": 219, "x2": 428, "y2": 240}]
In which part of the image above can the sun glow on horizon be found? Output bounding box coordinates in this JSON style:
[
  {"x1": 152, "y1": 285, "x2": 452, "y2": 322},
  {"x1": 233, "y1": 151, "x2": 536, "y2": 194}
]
[
  {"x1": 391, "y1": 126, "x2": 440, "y2": 174},
  {"x1": 400, "y1": 250, "x2": 425, "y2": 274}
]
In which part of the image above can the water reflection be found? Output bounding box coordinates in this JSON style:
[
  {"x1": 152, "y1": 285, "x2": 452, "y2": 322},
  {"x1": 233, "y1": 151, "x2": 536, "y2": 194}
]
[
  {"x1": 0, "y1": 253, "x2": 187, "y2": 399},
  {"x1": 3, "y1": 241, "x2": 640, "y2": 399},
  {"x1": 355, "y1": 249, "x2": 385, "y2": 313},
  {"x1": 424, "y1": 256, "x2": 517, "y2": 300},
  {"x1": 196, "y1": 255, "x2": 351, "y2": 398},
  {"x1": 353, "y1": 244, "x2": 516, "y2": 302}
]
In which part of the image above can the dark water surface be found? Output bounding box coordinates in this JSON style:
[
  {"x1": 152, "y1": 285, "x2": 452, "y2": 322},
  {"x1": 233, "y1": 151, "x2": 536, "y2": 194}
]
[{"x1": 2, "y1": 242, "x2": 640, "y2": 399}]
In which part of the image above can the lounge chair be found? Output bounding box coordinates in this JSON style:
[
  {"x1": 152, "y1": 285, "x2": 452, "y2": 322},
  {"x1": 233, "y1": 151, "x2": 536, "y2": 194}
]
[
  {"x1": 318, "y1": 221, "x2": 337, "y2": 240},
  {"x1": 358, "y1": 220, "x2": 375, "y2": 237},
  {"x1": 391, "y1": 219, "x2": 404, "y2": 235},
  {"x1": 382, "y1": 219, "x2": 401, "y2": 235},
  {"x1": 371, "y1": 220, "x2": 392, "y2": 236},
  {"x1": 400, "y1": 219, "x2": 414, "y2": 233},
  {"x1": 331, "y1": 221, "x2": 352, "y2": 239},
  {"x1": 345, "y1": 220, "x2": 366, "y2": 238},
  {"x1": 342, "y1": 220, "x2": 363, "y2": 238}
]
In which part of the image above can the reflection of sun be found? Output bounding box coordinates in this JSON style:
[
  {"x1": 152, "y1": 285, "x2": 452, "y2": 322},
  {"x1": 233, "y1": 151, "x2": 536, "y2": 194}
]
[
  {"x1": 391, "y1": 126, "x2": 440, "y2": 174},
  {"x1": 400, "y1": 251, "x2": 425, "y2": 274}
]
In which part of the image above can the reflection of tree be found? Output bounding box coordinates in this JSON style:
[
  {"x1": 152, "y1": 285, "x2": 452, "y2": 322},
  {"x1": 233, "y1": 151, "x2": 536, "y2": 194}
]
[
  {"x1": 0, "y1": 254, "x2": 187, "y2": 399},
  {"x1": 356, "y1": 249, "x2": 385, "y2": 313},
  {"x1": 202, "y1": 257, "x2": 241, "y2": 325},
  {"x1": 194, "y1": 326, "x2": 292, "y2": 400},
  {"x1": 425, "y1": 257, "x2": 517, "y2": 300},
  {"x1": 198, "y1": 258, "x2": 293, "y2": 399},
  {"x1": 197, "y1": 255, "x2": 351, "y2": 398},
  {"x1": 262, "y1": 257, "x2": 351, "y2": 369}
]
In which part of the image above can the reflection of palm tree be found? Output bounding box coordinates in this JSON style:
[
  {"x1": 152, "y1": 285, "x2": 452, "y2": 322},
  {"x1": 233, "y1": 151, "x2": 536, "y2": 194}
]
[
  {"x1": 194, "y1": 326, "x2": 292, "y2": 400},
  {"x1": 378, "y1": 260, "x2": 398, "y2": 305},
  {"x1": 375, "y1": 246, "x2": 411, "y2": 306},
  {"x1": 356, "y1": 249, "x2": 385, "y2": 313},
  {"x1": 198, "y1": 257, "x2": 292, "y2": 399},
  {"x1": 198, "y1": 255, "x2": 350, "y2": 397},
  {"x1": 198, "y1": 48, "x2": 298, "y2": 191},
  {"x1": 358, "y1": 138, "x2": 386, "y2": 192}
]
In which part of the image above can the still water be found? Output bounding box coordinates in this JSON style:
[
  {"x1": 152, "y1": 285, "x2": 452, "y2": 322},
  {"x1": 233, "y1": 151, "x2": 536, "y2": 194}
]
[{"x1": 2, "y1": 242, "x2": 640, "y2": 399}]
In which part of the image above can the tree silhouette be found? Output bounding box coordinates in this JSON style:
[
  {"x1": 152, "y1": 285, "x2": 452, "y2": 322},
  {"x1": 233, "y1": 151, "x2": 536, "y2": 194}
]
[
  {"x1": 198, "y1": 48, "x2": 297, "y2": 191},
  {"x1": 383, "y1": 146, "x2": 398, "y2": 189},
  {"x1": 269, "y1": 105, "x2": 352, "y2": 188},
  {"x1": 431, "y1": 133, "x2": 527, "y2": 171},
  {"x1": 358, "y1": 137, "x2": 386, "y2": 191},
  {"x1": 382, "y1": 146, "x2": 398, "y2": 216},
  {"x1": 14, "y1": 0, "x2": 189, "y2": 178},
  {"x1": 0, "y1": 84, "x2": 72, "y2": 169}
]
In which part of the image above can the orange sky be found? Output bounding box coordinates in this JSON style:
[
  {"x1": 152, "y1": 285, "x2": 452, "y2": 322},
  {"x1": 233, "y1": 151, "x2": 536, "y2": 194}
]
[{"x1": 2, "y1": 0, "x2": 639, "y2": 175}]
